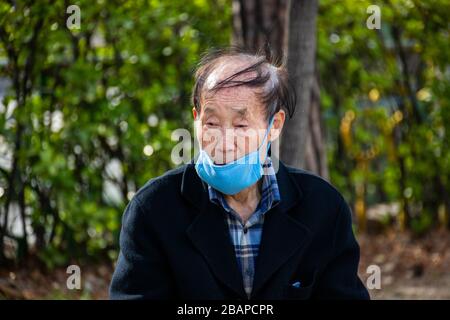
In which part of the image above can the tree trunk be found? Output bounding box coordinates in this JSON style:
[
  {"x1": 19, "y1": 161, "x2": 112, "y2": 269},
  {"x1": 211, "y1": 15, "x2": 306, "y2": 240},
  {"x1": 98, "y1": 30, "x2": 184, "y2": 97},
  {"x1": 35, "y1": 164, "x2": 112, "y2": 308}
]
[
  {"x1": 280, "y1": 0, "x2": 319, "y2": 170},
  {"x1": 304, "y1": 71, "x2": 329, "y2": 178},
  {"x1": 232, "y1": 0, "x2": 288, "y2": 59},
  {"x1": 232, "y1": 0, "x2": 327, "y2": 178}
]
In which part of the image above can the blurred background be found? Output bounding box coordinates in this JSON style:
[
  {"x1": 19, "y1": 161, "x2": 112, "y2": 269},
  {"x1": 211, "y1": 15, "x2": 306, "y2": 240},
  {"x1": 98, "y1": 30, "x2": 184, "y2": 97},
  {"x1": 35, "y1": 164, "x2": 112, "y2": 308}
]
[{"x1": 0, "y1": 0, "x2": 449, "y2": 299}]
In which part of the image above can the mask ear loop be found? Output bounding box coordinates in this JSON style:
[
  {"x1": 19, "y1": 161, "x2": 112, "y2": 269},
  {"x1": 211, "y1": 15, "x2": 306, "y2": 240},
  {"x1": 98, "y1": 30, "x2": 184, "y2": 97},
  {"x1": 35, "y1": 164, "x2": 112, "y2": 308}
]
[{"x1": 258, "y1": 116, "x2": 275, "y2": 167}]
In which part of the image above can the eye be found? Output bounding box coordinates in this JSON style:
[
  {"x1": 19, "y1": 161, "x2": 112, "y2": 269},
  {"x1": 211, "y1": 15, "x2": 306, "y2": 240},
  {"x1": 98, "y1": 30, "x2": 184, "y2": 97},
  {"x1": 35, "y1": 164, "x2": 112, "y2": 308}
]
[
  {"x1": 235, "y1": 124, "x2": 248, "y2": 129},
  {"x1": 206, "y1": 121, "x2": 219, "y2": 127}
]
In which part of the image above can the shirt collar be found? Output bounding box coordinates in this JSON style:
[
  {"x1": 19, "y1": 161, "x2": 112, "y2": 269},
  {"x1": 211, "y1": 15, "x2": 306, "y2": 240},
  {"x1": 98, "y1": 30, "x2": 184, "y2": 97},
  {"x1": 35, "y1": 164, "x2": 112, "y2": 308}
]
[{"x1": 208, "y1": 157, "x2": 281, "y2": 215}]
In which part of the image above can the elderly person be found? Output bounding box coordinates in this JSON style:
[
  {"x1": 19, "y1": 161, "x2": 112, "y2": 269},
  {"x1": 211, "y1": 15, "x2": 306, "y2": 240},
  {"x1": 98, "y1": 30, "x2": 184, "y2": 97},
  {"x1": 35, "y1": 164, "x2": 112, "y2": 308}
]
[{"x1": 109, "y1": 47, "x2": 369, "y2": 300}]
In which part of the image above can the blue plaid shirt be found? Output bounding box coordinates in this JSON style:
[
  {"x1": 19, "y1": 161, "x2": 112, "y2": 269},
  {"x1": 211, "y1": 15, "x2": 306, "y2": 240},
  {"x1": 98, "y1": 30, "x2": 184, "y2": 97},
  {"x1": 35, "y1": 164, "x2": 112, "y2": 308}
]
[{"x1": 208, "y1": 157, "x2": 281, "y2": 298}]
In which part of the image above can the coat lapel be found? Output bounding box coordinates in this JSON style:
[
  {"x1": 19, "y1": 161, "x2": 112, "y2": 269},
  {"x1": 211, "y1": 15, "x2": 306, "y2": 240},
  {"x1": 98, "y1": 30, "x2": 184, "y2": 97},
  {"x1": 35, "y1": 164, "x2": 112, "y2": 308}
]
[
  {"x1": 250, "y1": 161, "x2": 313, "y2": 298},
  {"x1": 181, "y1": 160, "x2": 312, "y2": 300},
  {"x1": 182, "y1": 163, "x2": 247, "y2": 299}
]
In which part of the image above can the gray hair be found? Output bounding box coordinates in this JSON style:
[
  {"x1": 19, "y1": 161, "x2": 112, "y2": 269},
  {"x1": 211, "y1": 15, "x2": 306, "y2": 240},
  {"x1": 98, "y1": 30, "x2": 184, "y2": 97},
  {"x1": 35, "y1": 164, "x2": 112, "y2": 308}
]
[{"x1": 191, "y1": 46, "x2": 297, "y2": 120}]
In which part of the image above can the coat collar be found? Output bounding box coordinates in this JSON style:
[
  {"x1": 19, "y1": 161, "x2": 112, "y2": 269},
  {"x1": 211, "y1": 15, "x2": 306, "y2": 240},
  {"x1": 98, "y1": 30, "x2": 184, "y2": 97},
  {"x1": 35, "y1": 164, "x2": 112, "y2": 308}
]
[{"x1": 181, "y1": 159, "x2": 312, "y2": 299}]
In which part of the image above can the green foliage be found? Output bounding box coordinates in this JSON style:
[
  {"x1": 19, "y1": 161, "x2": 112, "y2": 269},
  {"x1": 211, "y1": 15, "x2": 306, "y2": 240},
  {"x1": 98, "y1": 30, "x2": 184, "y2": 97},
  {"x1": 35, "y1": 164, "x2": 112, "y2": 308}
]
[
  {"x1": 318, "y1": 0, "x2": 450, "y2": 231},
  {"x1": 0, "y1": 0, "x2": 231, "y2": 266}
]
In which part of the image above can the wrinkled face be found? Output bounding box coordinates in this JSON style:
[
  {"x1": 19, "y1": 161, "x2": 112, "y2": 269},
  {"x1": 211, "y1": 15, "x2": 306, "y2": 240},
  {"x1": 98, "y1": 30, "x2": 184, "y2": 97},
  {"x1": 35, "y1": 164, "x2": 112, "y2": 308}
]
[
  {"x1": 193, "y1": 57, "x2": 286, "y2": 165},
  {"x1": 194, "y1": 84, "x2": 270, "y2": 165}
]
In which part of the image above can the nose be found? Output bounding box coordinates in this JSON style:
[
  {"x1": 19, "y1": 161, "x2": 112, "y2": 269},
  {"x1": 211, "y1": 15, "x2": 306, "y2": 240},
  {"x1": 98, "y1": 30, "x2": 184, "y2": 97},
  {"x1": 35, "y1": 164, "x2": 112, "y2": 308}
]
[
  {"x1": 219, "y1": 128, "x2": 235, "y2": 152},
  {"x1": 209, "y1": 128, "x2": 237, "y2": 164}
]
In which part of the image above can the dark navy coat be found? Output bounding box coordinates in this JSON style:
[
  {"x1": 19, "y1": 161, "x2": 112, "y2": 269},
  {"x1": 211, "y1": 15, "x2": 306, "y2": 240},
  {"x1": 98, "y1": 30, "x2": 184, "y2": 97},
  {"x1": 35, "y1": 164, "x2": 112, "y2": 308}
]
[{"x1": 109, "y1": 160, "x2": 370, "y2": 300}]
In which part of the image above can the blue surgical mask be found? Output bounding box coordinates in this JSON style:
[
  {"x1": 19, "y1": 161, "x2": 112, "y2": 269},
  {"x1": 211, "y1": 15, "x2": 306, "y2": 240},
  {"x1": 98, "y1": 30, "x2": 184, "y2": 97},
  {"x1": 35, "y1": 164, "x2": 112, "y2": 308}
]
[{"x1": 195, "y1": 117, "x2": 275, "y2": 195}]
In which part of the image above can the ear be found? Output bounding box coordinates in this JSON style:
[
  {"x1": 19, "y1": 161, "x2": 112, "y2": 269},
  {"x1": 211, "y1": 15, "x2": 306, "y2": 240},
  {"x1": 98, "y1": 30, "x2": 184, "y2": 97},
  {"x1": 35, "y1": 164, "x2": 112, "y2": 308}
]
[
  {"x1": 269, "y1": 110, "x2": 285, "y2": 142},
  {"x1": 192, "y1": 107, "x2": 198, "y2": 120}
]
